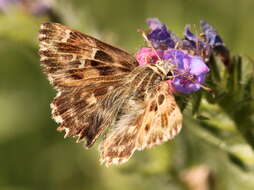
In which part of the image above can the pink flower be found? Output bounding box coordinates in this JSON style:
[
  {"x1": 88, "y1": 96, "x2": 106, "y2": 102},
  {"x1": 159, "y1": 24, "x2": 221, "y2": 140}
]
[{"x1": 135, "y1": 47, "x2": 162, "y2": 66}]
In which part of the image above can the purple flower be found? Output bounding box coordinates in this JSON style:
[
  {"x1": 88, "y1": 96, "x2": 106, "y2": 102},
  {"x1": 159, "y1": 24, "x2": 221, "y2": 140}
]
[
  {"x1": 200, "y1": 20, "x2": 224, "y2": 48},
  {"x1": 136, "y1": 18, "x2": 217, "y2": 93},
  {"x1": 145, "y1": 18, "x2": 226, "y2": 59},
  {"x1": 184, "y1": 25, "x2": 199, "y2": 46},
  {"x1": 163, "y1": 49, "x2": 210, "y2": 93},
  {"x1": 200, "y1": 21, "x2": 229, "y2": 68},
  {"x1": 146, "y1": 18, "x2": 178, "y2": 49},
  {"x1": 135, "y1": 48, "x2": 210, "y2": 94},
  {"x1": 183, "y1": 25, "x2": 210, "y2": 55},
  {"x1": 147, "y1": 18, "x2": 164, "y2": 30}
]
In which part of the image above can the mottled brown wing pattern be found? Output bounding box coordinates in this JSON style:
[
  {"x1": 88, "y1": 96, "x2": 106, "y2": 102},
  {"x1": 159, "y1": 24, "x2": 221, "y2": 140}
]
[
  {"x1": 38, "y1": 23, "x2": 138, "y2": 146},
  {"x1": 39, "y1": 23, "x2": 138, "y2": 90},
  {"x1": 39, "y1": 23, "x2": 183, "y2": 166},
  {"x1": 99, "y1": 81, "x2": 182, "y2": 166}
]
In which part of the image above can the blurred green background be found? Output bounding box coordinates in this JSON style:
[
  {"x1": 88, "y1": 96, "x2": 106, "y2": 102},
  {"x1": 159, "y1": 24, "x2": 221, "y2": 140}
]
[{"x1": 0, "y1": 0, "x2": 254, "y2": 190}]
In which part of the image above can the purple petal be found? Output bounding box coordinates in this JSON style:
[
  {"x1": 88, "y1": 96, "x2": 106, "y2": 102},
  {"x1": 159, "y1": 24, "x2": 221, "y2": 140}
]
[
  {"x1": 189, "y1": 56, "x2": 210, "y2": 75},
  {"x1": 163, "y1": 49, "x2": 190, "y2": 71},
  {"x1": 188, "y1": 83, "x2": 201, "y2": 92},
  {"x1": 148, "y1": 25, "x2": 176, "y2": 49},
  {"x1": 184, "y1": 25, "x2": 198, "y2": 42},
  {"x1": 200, "y1": 20, "x2": 224, "y2": 48},
  {"x1": 197, "y1": 73, "x2": 207, "y2": 84},
  {"x1": 162, "y1": 49, "x2": 209, "y2": 94},
  {"x1": 182, "y1": 24, "x2": 208, "y2": 55},
  {"x1": 146, "y1": 18, "x2": 163, "y2": 30},
  {"x1": 172, "y1": 77, "x2": 200, "y2": 94},
  {"x1": 147, "y1": 18, "x2": 178, "y2": 49}
]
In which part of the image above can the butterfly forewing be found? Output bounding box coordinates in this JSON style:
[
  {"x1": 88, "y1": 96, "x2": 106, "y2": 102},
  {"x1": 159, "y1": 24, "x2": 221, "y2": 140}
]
[
  {"x1": 39, "y1": 23, "x2": 138, "y2": 89},
  {"x1": 39, "y1": 23, "x2": 138, "y2": 146}
]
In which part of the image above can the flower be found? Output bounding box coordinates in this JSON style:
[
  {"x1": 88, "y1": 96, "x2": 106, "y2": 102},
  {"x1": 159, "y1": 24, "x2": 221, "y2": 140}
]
[
  {"x1": 146, "y1": 18, "x2": 177, "y2": 49},
  {"x1": 135, "y1": 18, "x2": 219, "y2": 94},
  {"x1": 163, "y1": 49, "x2": 210, "y2": 93},
  {"x1": 146, "y1": 18, "x2": 164, "y2": 30},
  {"x1": 145, "y1": 18, "x2": 226, "y2": 57},
  {"x1": 184, "y1": 25, "x2": 199, "y2": 46},
  {"x1": 135, "y1": 47, "x2": 162, "y2": 66},
  {"x1": 182, "y1": 25, "x2": 213, "y2": 58},
  {"x1": 136, "y1": 47, "x2": 210, "y2": 94},
  {"x1": 200, "y1": 21, "x2": 230, "y2": 69},
  {"x1": 200, "y1": 20, "x2": 224, "y2": 48}
]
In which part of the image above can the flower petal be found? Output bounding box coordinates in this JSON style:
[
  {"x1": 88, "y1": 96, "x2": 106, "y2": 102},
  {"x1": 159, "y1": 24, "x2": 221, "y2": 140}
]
[
  {"x1": 146, "y1": 18, "x2": 163, "y2": 30},
  {"x1": 162, "y1": 49, "x2": 209, "y2": 93},
  {"x1": 146, "y1": 18, "x2": 178, "y2": 49},
  {"x1": 189, "y1": 56, "x2": 210, "y2": 75},
  {"x1": 135, "y1": 47, "x2": 162, "y2": 66},
  {"x1": 184, "y1": 25, "x2": 198, "y2": 42},
  {"x1": 200, "y1": 20, "x2": 224, "y2": 48}
]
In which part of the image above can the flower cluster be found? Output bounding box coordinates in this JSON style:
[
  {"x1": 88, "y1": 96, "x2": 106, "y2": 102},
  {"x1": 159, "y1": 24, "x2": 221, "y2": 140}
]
[{"x1": 136, "y1": 18, "x2": 225, "y2": 94}]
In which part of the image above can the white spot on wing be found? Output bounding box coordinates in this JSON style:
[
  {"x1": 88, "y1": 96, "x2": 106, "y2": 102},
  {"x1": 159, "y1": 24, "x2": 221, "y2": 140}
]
[
  {"x1": 79, "y1": 59, "x2": 86, "y2": 68},
  {"x1": 64, "y1": 128, "x2": 70, "y2": 138},
  {"x1": 62, "y1": 29, "x2": 71, "y2": 42},
  {"x1": 54, "y1": 115, "x2": 64, "y2": 124},
  {"x1": 38, "y1": 33, "x2": 46, "y2": 40},
  {"x1": 56, "y1": 91, "x2": 62, "y2": 98},
  {"x1": 91, "y1": 48, "x2": 99, "y2": 59},
  {"x1": 47, "y1": 76, "x2": 54, "y2": 84},
  {"x1": 87, "y1": 94, "x2": 97, "y2": 104},
  {"x1": 71, "y1": 54, "x2": 77, "y2": 62}
]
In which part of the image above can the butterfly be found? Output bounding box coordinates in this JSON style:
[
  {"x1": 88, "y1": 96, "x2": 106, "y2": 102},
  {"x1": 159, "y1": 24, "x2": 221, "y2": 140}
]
[{"x1": 38, "y1": 23, "x2": 182, "y2": 166}]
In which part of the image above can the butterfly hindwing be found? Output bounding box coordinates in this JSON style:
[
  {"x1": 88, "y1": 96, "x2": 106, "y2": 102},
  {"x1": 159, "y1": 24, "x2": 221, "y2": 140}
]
[
  {"x1": 38, "y1": 23, "x2": 138, "y2": 146},
  {"x1": 99, "y1": 81, "x2": 182, "y2": 166}
]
